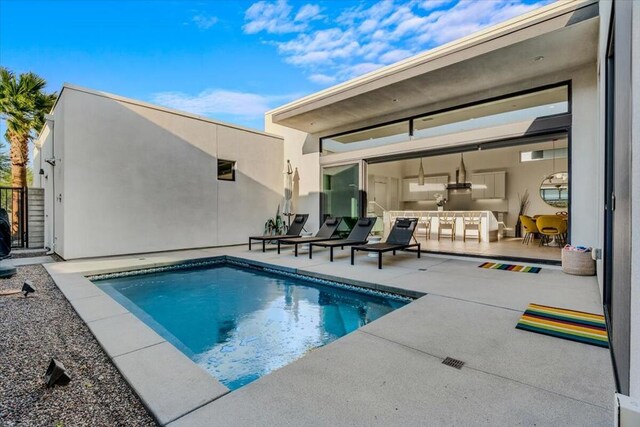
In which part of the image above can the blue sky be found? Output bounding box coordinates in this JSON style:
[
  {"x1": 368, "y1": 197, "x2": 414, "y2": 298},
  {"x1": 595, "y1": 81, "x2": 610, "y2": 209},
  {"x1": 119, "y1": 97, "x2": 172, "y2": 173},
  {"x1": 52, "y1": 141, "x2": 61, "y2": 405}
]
[{"x1": 1, "y1": 0, "x2": 551, "y2": 131}]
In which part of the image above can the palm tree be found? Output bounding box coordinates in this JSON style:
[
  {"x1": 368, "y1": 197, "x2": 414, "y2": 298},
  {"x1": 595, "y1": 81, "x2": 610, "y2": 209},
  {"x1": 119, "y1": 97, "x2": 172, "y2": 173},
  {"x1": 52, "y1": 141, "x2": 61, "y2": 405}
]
[{"x1": 0, "y1": 67, "x2": 57, "y2": 233}]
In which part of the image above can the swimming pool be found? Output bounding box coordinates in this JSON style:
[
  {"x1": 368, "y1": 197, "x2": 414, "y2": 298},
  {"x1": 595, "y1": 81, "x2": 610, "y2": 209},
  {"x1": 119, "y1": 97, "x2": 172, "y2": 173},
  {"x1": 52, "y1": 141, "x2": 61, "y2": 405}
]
[{"x1": 94, "y1": 261, "x2": 410, "y2": 390}]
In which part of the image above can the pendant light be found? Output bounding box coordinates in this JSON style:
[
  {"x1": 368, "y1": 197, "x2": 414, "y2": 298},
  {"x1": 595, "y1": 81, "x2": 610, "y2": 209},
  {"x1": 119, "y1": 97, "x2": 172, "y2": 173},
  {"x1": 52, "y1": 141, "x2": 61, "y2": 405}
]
[
  {"x1": 418, "y1": 158, "x2": 425, "y2": 186},
  {"x1": 458, "y1": 153, "x2": 467, "y2": 183}
]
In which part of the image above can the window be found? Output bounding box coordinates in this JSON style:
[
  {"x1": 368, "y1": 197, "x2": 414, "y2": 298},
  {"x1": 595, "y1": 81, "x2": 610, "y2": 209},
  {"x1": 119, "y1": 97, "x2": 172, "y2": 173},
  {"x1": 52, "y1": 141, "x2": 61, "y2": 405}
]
[
  {"x1": 520, "y1": 147, "x2": 568, "y2": 162},
  {"x1": 322, "y1": 121, "x2": 409, "y2": 155},
  {"x1": 413, "y1": 85, "x2": 569, "y2": 140},
  {"x1": 217, "y1": 159, "x2": 236, "y2": 181},
  {"x1": 320, "y1": 83, "x2": 570, "y2": 156}
]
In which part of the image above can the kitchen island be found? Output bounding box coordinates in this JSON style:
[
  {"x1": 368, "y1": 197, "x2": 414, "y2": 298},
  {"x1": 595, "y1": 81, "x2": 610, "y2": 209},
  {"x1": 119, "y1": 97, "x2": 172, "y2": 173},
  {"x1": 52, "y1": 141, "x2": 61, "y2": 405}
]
[{"x1": 383, "y1": 210, "x2": 500, "y2": 242}]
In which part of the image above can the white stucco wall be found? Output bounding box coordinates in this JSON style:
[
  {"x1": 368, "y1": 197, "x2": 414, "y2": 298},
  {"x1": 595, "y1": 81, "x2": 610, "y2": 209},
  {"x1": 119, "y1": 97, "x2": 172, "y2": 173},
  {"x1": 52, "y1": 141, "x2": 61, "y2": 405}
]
[
  {"x1": 265, "y1": 115, "x2": 321, "y2": 232},
  {"x1": 38, "y1": 86, "x2": 283, "y2": 259},
  {"x1": 568, "y1": 65, "x2": 599, "y2": 248}
]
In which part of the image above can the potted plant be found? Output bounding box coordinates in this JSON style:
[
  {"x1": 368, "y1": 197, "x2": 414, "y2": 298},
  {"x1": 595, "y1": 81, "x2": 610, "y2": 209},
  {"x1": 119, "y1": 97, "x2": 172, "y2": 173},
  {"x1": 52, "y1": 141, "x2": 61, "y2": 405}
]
[
  {"x1": 264, "y1": 205, "x2": 285, "y2": 236},
  {"x1": 434, "y1": 193, "x2": 447, "y2": 211}
]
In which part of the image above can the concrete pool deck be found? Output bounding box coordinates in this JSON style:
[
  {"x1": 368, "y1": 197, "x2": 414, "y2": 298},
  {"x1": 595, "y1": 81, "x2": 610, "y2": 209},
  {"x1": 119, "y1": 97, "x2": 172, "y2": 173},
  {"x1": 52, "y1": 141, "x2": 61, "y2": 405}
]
[{"x1": 45, "y1": 245, "x2": 614, "y2": 426}]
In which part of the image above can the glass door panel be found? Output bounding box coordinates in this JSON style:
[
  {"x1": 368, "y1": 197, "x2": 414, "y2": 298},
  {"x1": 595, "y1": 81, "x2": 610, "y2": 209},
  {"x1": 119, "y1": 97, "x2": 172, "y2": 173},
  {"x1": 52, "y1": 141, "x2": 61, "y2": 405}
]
[{"x1": 321, "y1": 163, "x2": 360, "y2": 234}]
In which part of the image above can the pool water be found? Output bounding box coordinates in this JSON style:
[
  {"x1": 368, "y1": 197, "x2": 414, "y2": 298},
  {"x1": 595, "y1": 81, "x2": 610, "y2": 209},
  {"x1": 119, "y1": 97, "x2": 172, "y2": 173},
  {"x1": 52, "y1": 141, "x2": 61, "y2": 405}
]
[{"x1": 95, "y1": 263, "x2": 408, "y2": 390}]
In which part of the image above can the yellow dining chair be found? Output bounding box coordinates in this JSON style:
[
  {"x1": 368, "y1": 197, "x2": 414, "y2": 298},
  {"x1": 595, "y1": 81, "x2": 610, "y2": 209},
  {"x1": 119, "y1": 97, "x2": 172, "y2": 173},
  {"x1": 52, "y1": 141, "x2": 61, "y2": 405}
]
[
  {"x1": 519, "y1": 215, "x2": 539, "y2": 245},
  {"x1": 536, "y1": 215, "x2": 568, "y2": 247}
]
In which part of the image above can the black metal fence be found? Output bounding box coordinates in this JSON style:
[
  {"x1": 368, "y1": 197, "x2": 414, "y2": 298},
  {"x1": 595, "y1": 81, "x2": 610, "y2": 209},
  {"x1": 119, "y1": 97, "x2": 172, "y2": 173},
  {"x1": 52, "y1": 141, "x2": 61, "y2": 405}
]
[{"x1": 0, "y1": 187, "x2": 27, "y2": 248}]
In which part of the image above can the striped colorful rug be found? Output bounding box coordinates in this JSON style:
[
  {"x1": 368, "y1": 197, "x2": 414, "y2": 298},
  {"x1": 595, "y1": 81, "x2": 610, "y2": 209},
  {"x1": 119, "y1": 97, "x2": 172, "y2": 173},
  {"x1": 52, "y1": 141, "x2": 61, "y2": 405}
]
[
  {"x1": 516, "y1": 303, "x2": 609, "y2": 348},
  {"x1": 478, "y1": 262, "x2": 541, "y2": 273}
]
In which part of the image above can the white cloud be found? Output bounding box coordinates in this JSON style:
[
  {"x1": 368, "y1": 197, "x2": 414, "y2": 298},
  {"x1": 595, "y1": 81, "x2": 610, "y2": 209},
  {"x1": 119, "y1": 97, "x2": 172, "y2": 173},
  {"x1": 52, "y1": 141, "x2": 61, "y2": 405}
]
[
  {"x1": 277, "y1": 28, "x2": 360, "y2": 67},
  {"x1": 285, "y1": 50, "x2": 332, "y2": 66},
  {"x1": 295, "y1": 4, "x2": 322, "y2": 22},
  {"x1": 191, "y1": 14, "x2": 218, "y2": 30},
  {"x1": 152, "y1": 89, "x2": 299, "y2": 119},
  {"x1": 358, "y1": 19, "x2": 379, "y2": 34},
  {"x1": 308, "y1": 73, "x2": 337, "y2": 85},
  {"x1": 379, "y1": 49, "x2": 414, "y2": 64},
  {"x1": 417, "y1": 0, "x2": 549, "y2": 45},
  {"x1": 346, "y1": 62, "x2": 385, "y2": 77},
  {"x1": 243, "y1": 0, "x2": 321, "y2": 34},
  {"x1": 244, "y1": 0, "x2": 553, "y2": 86},
  {"x1": 419, "y1": 0, "x2": 451, "y2": 11}
]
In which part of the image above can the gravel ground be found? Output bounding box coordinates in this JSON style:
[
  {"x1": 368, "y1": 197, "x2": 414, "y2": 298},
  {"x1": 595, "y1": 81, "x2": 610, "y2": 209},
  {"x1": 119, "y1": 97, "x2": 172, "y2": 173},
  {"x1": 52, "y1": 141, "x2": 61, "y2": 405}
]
[
  {"x1": 9, "y1": 250, "x2": 49, "y2": 259},
  {"x1": 0, "y1": 264, "x2": 157, "y2": 426}
]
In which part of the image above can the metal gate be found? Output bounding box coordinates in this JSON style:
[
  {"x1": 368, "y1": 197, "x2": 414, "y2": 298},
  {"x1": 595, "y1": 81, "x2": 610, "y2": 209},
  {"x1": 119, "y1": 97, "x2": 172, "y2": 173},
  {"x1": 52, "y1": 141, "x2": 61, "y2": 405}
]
[{"x1": 0, "y1": 187, "x2": 28, "y2": 248}]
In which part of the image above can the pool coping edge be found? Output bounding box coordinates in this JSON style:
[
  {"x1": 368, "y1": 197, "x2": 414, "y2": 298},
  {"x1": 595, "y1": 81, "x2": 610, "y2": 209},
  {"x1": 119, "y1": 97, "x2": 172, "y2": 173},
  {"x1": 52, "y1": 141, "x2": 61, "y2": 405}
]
[{"x1": 44, "y1": 254, "x2": 424, "y2": 425}]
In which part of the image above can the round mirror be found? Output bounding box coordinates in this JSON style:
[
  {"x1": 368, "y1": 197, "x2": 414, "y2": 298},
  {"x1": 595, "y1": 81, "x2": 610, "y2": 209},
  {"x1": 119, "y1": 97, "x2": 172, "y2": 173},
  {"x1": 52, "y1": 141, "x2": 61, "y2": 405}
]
[{"x1": 540, "y1": 172, "x2": 568, "y2": 208}]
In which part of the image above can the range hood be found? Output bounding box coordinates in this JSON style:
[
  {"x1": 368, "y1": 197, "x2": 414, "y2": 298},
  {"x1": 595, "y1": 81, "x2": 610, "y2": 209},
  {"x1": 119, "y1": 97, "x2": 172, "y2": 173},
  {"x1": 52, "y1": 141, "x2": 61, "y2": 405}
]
[
  {"x1": 446, "y1": 182, "x2": 472, "y2": 190},
  {"x1": 446, "y1": 153, "x2": 471, "y2": 191}
]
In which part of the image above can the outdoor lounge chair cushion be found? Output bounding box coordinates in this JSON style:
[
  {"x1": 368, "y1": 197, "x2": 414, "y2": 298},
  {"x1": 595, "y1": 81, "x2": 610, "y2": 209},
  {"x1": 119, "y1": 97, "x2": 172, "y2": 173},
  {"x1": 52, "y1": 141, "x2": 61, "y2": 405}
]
[
  {"x1": 316, "y1": 217, "x2": 342, "y2": 238},
  {"x1": 287, "y1": 214, "x2": 309, "y2": 236},
  {"x1": 395, "y1": 218, "x2": 413, "y2": 229},
  {"x1": 357, "y1": 218, "x2": 372, "y2": 226},
  {"x1": 347, "y1": 217, "x2": 376, "y2": 241},
  {"x1": 325, "y1": 218, "x2": 339, "y2": 226}
]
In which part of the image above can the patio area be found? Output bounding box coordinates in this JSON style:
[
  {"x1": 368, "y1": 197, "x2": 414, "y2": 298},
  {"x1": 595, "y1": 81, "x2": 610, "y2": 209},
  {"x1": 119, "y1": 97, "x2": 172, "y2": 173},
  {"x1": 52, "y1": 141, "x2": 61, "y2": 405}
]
[{"x1": 43, "y1": 244, "x2": 614, "y2": 426}]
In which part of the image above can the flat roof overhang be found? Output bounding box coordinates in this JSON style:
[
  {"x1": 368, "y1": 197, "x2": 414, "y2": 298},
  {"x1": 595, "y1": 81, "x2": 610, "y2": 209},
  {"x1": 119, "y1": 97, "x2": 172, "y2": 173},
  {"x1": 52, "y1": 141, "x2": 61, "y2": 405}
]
[{"x1": 269, "y1": 0, "x2": 598, "y2": 134}]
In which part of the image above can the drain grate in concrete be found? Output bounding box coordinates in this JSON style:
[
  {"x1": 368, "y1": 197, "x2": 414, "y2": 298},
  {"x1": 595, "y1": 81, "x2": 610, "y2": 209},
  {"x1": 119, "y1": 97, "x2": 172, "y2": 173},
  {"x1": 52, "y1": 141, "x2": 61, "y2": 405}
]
[
  {"x1": 418, "y1": 268, "x2": 427, "y2": 271},
  {"x1": 442, "y1": 357, "x2": 465, "y2": 369}
]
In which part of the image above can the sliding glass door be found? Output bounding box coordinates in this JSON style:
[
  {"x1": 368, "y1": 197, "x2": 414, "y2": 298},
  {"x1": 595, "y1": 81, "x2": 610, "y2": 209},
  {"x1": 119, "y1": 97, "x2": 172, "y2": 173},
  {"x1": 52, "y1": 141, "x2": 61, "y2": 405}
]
[{"x1": 321, "y1": 163, "x2": 362, "y2": 232}]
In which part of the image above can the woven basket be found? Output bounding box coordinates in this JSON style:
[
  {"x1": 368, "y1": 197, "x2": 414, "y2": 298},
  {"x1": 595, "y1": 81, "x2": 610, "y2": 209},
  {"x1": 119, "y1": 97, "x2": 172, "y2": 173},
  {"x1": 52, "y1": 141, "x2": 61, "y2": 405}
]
[{"x1": 562, "y1": 249, "x2": 596, "y2": 276}]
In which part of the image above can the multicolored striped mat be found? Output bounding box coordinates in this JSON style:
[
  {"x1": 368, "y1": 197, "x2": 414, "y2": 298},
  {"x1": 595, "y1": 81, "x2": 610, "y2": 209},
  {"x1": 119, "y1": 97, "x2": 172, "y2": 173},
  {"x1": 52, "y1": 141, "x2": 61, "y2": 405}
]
[
  {"x1": 516, "y1": 303, "x2": 609, "y2": 348},
  {"x1": 478, "y1": 262, "x2": 541, "y2": 273}
]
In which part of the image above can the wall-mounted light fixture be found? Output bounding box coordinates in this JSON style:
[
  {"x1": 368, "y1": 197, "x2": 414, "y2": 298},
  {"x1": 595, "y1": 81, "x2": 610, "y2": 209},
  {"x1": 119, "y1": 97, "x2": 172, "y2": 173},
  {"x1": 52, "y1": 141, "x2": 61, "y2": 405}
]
[{"x1": 39, "y1": 169, "x2": 45, "y2": 175}]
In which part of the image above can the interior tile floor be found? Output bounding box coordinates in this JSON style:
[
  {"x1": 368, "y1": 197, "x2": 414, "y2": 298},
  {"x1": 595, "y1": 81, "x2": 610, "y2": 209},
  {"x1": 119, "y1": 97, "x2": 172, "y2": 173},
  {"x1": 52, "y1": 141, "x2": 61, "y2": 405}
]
[{"x1": 415, "y1": 235, "x2": 562, "y2": 262}]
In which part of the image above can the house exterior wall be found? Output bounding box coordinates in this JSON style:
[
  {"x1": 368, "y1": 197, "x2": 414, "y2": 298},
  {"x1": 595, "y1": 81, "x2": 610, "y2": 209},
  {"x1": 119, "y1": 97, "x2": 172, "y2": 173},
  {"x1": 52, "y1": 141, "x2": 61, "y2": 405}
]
[
  {"x1": 34, "y1": 96, "x2": 66, "y2": 256},
  {"x1": 267, "y1": 63, "x2": 599, "y2": 249},
  {"x1": 264, "y1": 116, "x2": 321, "y2": 232},
  {"x1": 35, "y1": 86, "x2": 283, "y2": 259}
]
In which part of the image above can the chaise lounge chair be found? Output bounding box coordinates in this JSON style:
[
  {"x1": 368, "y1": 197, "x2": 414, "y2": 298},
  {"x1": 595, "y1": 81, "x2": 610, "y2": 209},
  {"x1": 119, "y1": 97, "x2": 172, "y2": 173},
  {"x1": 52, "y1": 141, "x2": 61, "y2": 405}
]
[
  {"x1": 350, "y1": 217, "x2": 421, "y2": 269},
  {"x1": 277, "y1": 217, "x2": 342, "y2": 256},
  {"x1": 308, "y1": 217, "x2": 376, "y2": 261},
  {"x1": 249, "y1": 214, "x2": 309, "y2": 252}
]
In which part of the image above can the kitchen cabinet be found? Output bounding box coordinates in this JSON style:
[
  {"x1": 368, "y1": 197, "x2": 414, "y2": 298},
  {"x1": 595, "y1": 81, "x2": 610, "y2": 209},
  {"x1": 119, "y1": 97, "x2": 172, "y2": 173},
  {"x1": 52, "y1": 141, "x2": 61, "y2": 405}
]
[{"x1": 471, "y1": 171, "x2": 506, "y2": 199}]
